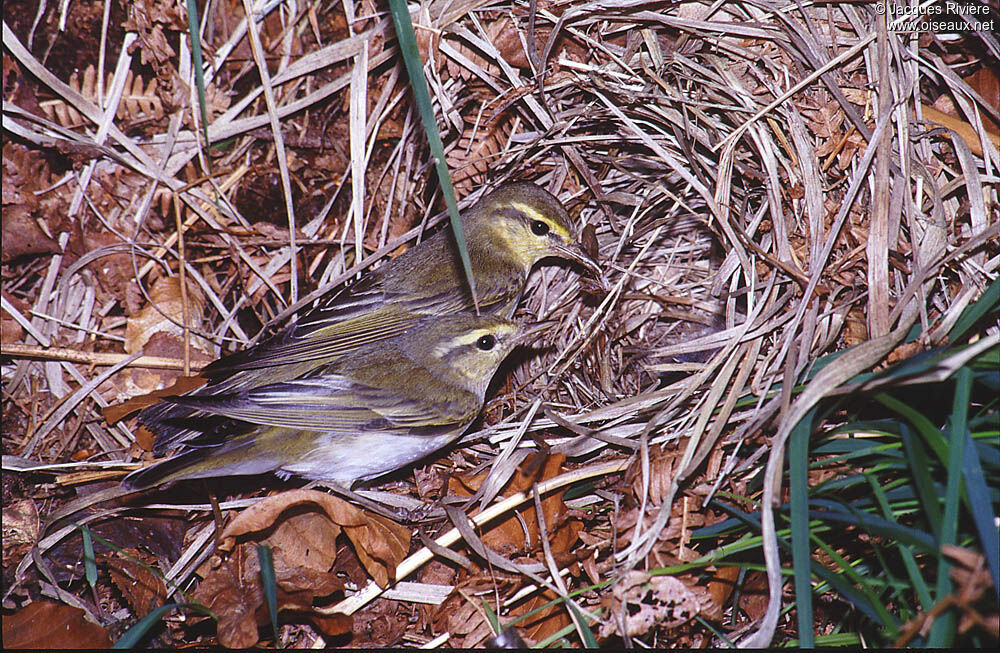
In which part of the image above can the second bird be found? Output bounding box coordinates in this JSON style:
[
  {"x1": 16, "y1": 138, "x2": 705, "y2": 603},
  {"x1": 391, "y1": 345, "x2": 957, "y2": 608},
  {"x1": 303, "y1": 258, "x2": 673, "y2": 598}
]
[
  {"x1": 139, "y1": 182, "x2": 601, "y2": 455},
  {"x1": 124, "y1": 315, "x2": 527, "y2": 489}
]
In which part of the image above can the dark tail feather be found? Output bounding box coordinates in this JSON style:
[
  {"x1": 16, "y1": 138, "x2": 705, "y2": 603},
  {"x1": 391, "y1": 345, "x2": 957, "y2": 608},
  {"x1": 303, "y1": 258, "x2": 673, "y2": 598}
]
[
  {"x1": 139, "y1": 401, "x2": 244, "y2": 456},
  {"x1": 121, "y1": 449, "x2": 205, "y2": 490}
]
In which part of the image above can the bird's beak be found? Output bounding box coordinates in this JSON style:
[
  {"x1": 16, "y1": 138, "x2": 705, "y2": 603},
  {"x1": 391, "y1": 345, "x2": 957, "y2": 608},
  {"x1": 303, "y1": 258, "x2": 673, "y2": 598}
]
[{"x1": 551, "y1": 241, "x2": 610, "y2": 291}]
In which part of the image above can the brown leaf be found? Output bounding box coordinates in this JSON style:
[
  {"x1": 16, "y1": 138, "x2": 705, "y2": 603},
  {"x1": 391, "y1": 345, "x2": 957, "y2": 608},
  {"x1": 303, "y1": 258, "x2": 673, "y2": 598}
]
[
  {"x1": 106, "y1": 549, "x2": 168, "y2": 618},
  {"x1": 737, "y1": 570, "x2": 770, "y2": 621},
  {"x1": 125, "y1": 275, "x2": 208, "y2": 355},
  {"x1": 511, "y1": 587, "x2": 571, "y2": 644},
  {"x1": 0, "y1": 291, "x2": 26, "y2": 344},
  {"x1": 103, "y1": 374, "x2": 207, "y2": 426},
  {"x1": 598, "y1": 570, "x2": 710, "y2": 639},
  {"x1": 193, "y1": 540, "x2": 349, "y2": 647},
  {"x1": 267, "y1": 510, "x2": 342, "y2": 572},
  {"x1": 218, "y1": 489, "x2": 410, "y2": 589},
  {"x1": 0, "y1": 204, "x2": 60, "y2": 262},
  {"x1": 1, "y1": 498, "x2": 39, "y2": 568},
  {"x1": 2, "y1": 601, "x2": 112, "y2": 649},
  {"x1": 342, "y1": 512, "x2": 411, "y2": 589},
  {"x1": 706, "y1": 565, "x2": 740, "y2": 614},
  {"x1": 219, "y1": 489, "x2": 356, "y2": 551},
  {"x1": 193, "y1": 552, "x2": 262, "y2": 648},
  {"x1": 450, "y1": 453, "x2": 581, "y2": 557}
]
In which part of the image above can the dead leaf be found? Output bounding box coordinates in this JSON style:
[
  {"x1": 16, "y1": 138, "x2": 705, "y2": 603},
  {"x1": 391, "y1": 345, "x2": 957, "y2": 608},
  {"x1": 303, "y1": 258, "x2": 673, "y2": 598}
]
[
  {"x1": 193, "y1": 540, "x2": 349, "y2": 647},
  {"x1": 219, "y1": 489, "x2": 410, "y2": 589},
  {"x1": 0, "y1": 204, "x2": 60, "y2": 262},
  {"x1": 106, "y1": 549, "x2": 168, "y2": 618},
  {"x1": 343, "y1": 512, "x2": 411, "y2": 589},
  {"x1": 737, "y1": 570, "x2": 770, "y2": 621},
  {"x1": 599, "y1": 570, "x2": 710, "y2": 639},
  {"x1": 511, "y1": 587, "x2": 572, "y2": 644},
  {"x1": 102, "y1": 374, "x2": 208, "y2": 426},
  {"x1": 0, "y1": 291, "x2": 26, "y2": 343},
  {"x1": 125, "y1": 275, "x2": 208, "y2": 355},
  {"x1": 2, "y1": 601, "x2": 112, "y2": 649},
  {"x1": 2, "y1": 498, "x2": 39, "y2": 567},
  {"x1": 449, "y1": 453, "x2": 581, "y2": 559},
  {"x1": 192, "y1": 551, "x2": 263, "y2": 648}
]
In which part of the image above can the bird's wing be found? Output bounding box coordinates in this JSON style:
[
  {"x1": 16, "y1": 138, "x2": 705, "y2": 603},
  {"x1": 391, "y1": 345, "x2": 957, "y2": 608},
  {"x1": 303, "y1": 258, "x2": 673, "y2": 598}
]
[
  {"x1": 200, "y1": 287, "x2": 486, "y2": 380},
  {"x1": 165, "y1": 373, "x2": 479, "y2": 435}
]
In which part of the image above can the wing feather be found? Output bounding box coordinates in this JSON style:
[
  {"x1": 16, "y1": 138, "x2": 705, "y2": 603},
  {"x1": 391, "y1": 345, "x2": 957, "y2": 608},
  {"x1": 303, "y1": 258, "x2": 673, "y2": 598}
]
[{"x1": 166, "y1": 373, "x2": 479, "y2": 435}]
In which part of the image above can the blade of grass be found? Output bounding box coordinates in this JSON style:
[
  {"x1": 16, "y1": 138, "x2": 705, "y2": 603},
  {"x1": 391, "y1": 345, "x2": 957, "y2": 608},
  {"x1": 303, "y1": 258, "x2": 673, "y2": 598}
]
[
  {"x1": 807, "y1": 532, "x2": 898, "y2": 632},
  {"x1": 112, "y1": 603, "x2": 212, "y2": 649},
  {"x1": 865, "y1": 472, "x2": 932, "y2": 614},
  {"x1": 960, "y1": 428, "x2": 1000, "y2": 595},
  {"x1": 81, "y1": 525, "x2": 97, "y2": 591},
  {"x1": 948, "y1": 277, "x2": 999, "y2": 344},
  {"x1": 257, "y1": 543, "x2": 280, "y2": 647},
  {"x1": 387, "y1": 0, "x2": 478, "y2": 311},
  {"x1": 876, "y1": 393, "x2": 949, "y2": 462},
  {"x1": 185, "y1": 0, "x2": 210, "y2": 155},
  {"x1": 481, "y1": 598, "x2": 501, "y2": 636},
  {"x1": 929, "y1": 366, "x2": 972, "y2": 646},
  {"x1": 899, "y1": 422, "x2": 943, "y2": 538},
  {"x1": 788, "y1": 407, "x2": 815, "y2": 647}
]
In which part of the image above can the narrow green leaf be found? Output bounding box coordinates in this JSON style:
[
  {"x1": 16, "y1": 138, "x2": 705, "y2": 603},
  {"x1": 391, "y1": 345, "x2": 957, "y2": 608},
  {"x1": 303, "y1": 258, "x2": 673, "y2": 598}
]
[
  {"x1": 899, "y1": 423, "x2": 943, "y2": 538},
  {"x1": 387, "y1": 0, "x2": 478, "y2": 310},
  {"x1": 481, "y1": 599, "x2": 501, "y2": 635},
  {"x1": 961, "y1": 428, "x2": 1000, "y2": 595},
  {"x1": 568, "y1": 601, "x2": 599, "y2": 648},
  {"x1": 866, "y1": 472, "x2": 932, "y2": 612},
  {"x1": 949, "y1": 277, "x2": 999, "y2": 344},
  {"x1": 808, "y1": 533, "x2": 898, "y2": 632},
  {"x1": 807, "y1": 500, "x2": 937, "y2": 551},
  {"x1": 81, "y1": 525, "x2": 97, "y2": 590},
  {"x1": 113, "y1": 604, "x2": 180, "y2": 649},
  {"x1": 788, "y1": 406, "x2": 816, "y2": 647},
  {"x1": 185, "y1": 0, "x2": 211, "y2": 152},
  {"x1": 113, "y1": 603, "x2": 213, "y2": 648},
  {"x1": 929, "y1": 366, "x2": 973, "y2": 646},
  {"x1": 876, "y1": 392, "x2": 949, "y2": 462},
  {"x1": 257, "y1": 543, "x2": 280, "y2": 647}
]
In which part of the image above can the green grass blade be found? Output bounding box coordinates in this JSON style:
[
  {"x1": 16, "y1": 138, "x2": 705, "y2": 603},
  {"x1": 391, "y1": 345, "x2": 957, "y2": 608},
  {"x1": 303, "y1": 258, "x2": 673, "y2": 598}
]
[
  {"x1": 807, "y1": 533, "x2": 898, "y2": 632},
  {"x1": 481, "y1": 598, "x2": 501, "y2": 635},
  {"x1": 568, "y1": 601, "x2": 599, "y2": 648},
  {"x1": 80, "y1": 525, "x2": 97, "y2": 591},
  {"x1": 948, "y1": 277, "x2": 999, "y2": 344},
  {"x1": 257, "y1": 543, "x2": 280, "y2": 647},
  {"x1": 112, "y1": 603, "x2": 213, "y2": 648},
  {"x1": 185, "y1": 0, "x2": 211, "y2": 151},
  {"x1": 387, "y1": 0, "x2": 477, "y2": 310},
  {"x1": 807, "y1": 499, "x2": 937, "y2": 551},
  {"x1": 929, "y1": 366, "x2": 973, "y2": 645},
  {"x1": 788, "y1": 406, "x2": 815, "y2": 647},
  {"x1": 876, "y1": 392, "x2": 949, "y2": 462},
  {"x1": 899, "y1": 422, "x2": 943, "y2": 538},
  {"x1": 865, "y1": 472, "x2": 931, "y2": 614},
  {"x1": 961, "y1": 428, "x2": 1000, "y2": 594}
]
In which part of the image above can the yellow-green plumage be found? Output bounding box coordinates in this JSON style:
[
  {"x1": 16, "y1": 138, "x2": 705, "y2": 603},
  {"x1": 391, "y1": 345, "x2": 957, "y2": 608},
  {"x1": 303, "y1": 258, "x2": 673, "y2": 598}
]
[
  {"x1": 140, "y1": 182, "x2": 600, "y2": 454},
  {"x1": 124, "y1": 315, "x2": 523, "y2": 489}
]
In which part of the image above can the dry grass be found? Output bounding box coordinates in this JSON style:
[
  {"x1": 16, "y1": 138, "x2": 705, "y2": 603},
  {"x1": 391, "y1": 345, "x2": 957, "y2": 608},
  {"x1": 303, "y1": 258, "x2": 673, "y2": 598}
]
[{"x1": 3, "y1": 0, "x2": 998, "y2": 647}]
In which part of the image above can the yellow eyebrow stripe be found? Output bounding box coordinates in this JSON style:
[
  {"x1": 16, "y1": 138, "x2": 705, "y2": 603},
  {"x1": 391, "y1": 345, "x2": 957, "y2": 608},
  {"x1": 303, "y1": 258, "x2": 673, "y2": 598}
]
[
  {"x1": 510, "y1": 201, "x2": 548, "y2": 223},
  {"x1": 509, "y1": 201, "x2": 572, "y2": 239}
]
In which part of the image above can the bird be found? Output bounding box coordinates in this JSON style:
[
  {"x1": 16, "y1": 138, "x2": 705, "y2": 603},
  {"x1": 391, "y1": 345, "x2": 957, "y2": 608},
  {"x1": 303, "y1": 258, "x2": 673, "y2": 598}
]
[
  {"x1": 139, "y1": 181, "x2": 601, "y2": 455},
  {"x1": 123, "y1": 314, "x2": 528, "y2": 490}
]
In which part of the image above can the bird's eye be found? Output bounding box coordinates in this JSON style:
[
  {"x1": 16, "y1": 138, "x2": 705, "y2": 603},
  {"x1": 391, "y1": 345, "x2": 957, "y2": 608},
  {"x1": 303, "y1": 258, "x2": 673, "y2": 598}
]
[
  {"x1": 530, "y1": 220, "x2": 550, "y2": 236},
  {"x1": 476, "y1": 334, "x2": 497, "y2": 351}
]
